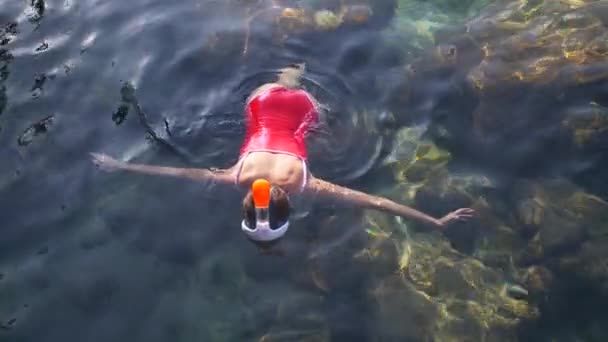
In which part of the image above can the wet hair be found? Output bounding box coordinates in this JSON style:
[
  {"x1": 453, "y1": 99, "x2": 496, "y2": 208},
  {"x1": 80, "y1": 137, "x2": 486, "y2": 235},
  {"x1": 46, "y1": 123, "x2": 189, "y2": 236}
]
[
  {"x1": 277, "y1": 63, "x2": 305, "y2": 89},
  {"x1": 242, "y1": 185, "x2": 291, "y2": 248}
]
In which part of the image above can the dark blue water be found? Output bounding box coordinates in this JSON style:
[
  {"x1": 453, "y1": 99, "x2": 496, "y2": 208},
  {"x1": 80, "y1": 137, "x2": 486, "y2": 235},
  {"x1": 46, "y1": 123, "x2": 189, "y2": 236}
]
[{"x1": 1, "y1": 0, "x2": 608, "y2": 341}]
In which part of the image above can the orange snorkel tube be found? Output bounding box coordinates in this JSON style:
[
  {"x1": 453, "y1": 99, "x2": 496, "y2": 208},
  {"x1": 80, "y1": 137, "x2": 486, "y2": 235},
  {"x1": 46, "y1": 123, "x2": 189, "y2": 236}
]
[
  {"x1": 241, "y1": 179, "x2": 290, "y2": 241},
  {"x1": 252, "y1": 179, "x2": 271, "y2": 208}
]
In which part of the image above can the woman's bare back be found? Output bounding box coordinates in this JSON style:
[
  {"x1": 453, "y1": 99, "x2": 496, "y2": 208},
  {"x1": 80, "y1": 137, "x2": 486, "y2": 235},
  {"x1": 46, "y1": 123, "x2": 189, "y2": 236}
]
[{"x1": 235, "y1": 151, "x2": 305, "y2": 193}]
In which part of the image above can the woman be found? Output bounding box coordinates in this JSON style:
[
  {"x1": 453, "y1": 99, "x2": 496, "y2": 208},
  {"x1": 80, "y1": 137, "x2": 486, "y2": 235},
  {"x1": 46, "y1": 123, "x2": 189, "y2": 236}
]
[{"x1": 91, "y1": 65, "x2": 474, "y2": 244}]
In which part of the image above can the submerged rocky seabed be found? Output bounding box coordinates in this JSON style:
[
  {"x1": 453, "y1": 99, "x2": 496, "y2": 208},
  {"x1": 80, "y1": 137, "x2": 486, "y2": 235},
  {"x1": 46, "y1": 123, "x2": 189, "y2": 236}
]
[
  {"x1": 1, "y1": 0, "x2": 607, "y2": 341},
  {"x1": 231, "y1": 0, "x2": 608, "y2": 340}
]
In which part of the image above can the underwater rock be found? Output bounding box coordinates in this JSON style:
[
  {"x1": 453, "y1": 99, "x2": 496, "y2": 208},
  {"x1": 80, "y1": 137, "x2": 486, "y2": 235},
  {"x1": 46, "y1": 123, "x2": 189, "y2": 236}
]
[
  {"x1": 565, "y1": 191, "x2": 608, "y2": 238},
  {"x1": 275, "y1": 292, "x2": 327, "y2": 329},
  {"x1": 0, "y1": 85, "x2": 6, "y2": 115},
  {"x1": 63, "y1": 275, "x2": 120, "y2": 314},
  {"x1": 340, "y1": 4, "x2": 373, "y2": 25},
  {"x1": 506, "y1": 177, "x2": 608, "y2": 318},
  {"x1": 516, "y1": 197, "x2": 544, "y2": 237},
  {"x1": 382, "y1": 126, "x2": 454, "y2": 191},
  {"x1": 361, "y1": 212, "x2": 539, "y2": 341},
  {"x1": 475, "y1": 221, "x2": 524, "y2": 273},
  {"x1": 512, "y1": 179, "x2": 607, "y2": 256},
  {"x1": 0, "y1": 49, "x2": 13, "y2": 63},
  {"x1": 201, "y1": 29, "x2": 247, "y2": 66},
  {"x1": 413, "y1": 176, "x2": 478, "y2": 255},
  {"x1": 258, "y1": 330, "x2": 330, "y2": 342},
  {"x1": 0, "y1": 22, "x2": 18, "y2": 47},
  {"x1": 35, "y1": 41, "x2": 48, "y2": 52},
  {"x1": 370, "y1": 274, "x2": 439, "y2": 341},
  {"x1": 522, "y1": 265, "x2": 553, "y2": 299},
  {"x1": 367, "y1": 1, "x2": 608, "y2": 339},
  {"x1": 120, "y1": 81, "x2": 136, "y2": 103},
  {"x1": 557, "y1": 238, "x2": 608, "y2": 294},
  {"x1": 296, "y1": 211, "x2": 373, "y2": 294},
  {"x1": 386, "y1": 128, "x2": 492, "y2": 220},
  {"x1": 270, "y1": 0, "x2": 395, "y2": 38},
  {"x1": 354, "y1": 211, "x2": 400, "y2": 280},
  {"x1": 538, "y1": 208, "x2": 585, "y2": 255},
  {"x1": 517, "y1": 232, "x2": 544, "y2": 267},
  {"x1": 412, "y1": 0, "x2": 492, "y2": 20},
  {"x1": 0, "y1": 64, "x2": 8, "y2": 82},
  {"x1": 390, "y1": 0, "x2": 608, "y2": 181},
  {"x1": 1, "y1": 317, "x2": 17, "y2": 330},
  {"x1": 383, "y1": 125, "x2": 426, "y2": 163},
  {"x1": 17, "y1": 114, "x2": 54, "y2": 146},
  {"x1": 313, "y1": 10, "x2": 342, "y2": 31},
  {"x1": 30, "y1": 73, "x2": 46, "y2": 97},
  {"x1": 561, "y1": 102, "x2": 608, "y2": 151},
  {"x1": 26, "y1": 0, "x2": 45, "y2": 23},
  {"x1": 79, "y1": 229, "x2": 112, "y2": 251},
  {"x1": 383, "y1": 127, "x2": 504, "y2": 256},
  {"x1": 254, "y1": 291, "x2": 330, "y2": 342},
  {"x1": 276, "y1": 7, "x2": 314, "y2": 35},
  {"x1": 112, "y1": 104, "x2": 129, "y2": 125}
]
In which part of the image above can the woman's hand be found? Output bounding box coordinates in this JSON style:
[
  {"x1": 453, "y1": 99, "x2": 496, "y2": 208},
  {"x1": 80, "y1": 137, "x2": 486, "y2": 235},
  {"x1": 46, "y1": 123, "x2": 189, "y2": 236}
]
[
  {"x1": 436, "y1": 208, "x2": 476, "y2": 228},
  {"x1": 90, "y1": 152, "x2": 124, "y2": 172}
]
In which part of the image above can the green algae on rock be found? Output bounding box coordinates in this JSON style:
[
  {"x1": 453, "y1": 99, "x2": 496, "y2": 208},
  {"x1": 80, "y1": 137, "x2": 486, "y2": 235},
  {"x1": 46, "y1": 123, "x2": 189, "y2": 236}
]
[
  {"x1": 382, "y1": 126, "x2": 452, "y2": 186},
  {"x1": 361, "y1": 210, "x2": 539, "y2": 341},
  {"x1": 512, "y1": 178, "x2": 608, "y2": 254},
  {"x1": 269, "y1": 0, "x2": 395, "y2": 38},
  {"x1": 386, "y1": 0, "x2": 608, "y2": 184}
]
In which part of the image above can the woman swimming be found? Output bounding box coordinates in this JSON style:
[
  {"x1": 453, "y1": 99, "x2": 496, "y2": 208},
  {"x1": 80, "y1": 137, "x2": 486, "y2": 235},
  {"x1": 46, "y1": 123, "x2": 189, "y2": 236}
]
[{"x1": 91, "y1": 65, "x2": 474, "y2": 243}]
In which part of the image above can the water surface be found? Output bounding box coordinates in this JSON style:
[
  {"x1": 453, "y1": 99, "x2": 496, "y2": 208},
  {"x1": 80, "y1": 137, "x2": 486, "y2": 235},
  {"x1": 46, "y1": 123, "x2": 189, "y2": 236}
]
[{"x1": 1, "y1": 0, "x2": 608, "y2": 341}]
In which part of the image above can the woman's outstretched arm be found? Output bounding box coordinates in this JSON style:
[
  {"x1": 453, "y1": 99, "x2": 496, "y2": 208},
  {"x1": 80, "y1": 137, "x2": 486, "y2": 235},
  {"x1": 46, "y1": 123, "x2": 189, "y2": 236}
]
[
  {"x1": 90, "y1": 153, "x2": 234, "y2": 184},
  {"x1": 308, "y1": 176, "x2": 475, "y2": 229}
]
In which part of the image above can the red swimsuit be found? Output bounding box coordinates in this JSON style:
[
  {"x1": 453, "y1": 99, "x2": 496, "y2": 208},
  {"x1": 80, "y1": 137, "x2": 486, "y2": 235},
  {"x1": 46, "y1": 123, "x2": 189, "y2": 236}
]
[{"x1": 240, "y1": 86, "x2": 319, "y2": 160}]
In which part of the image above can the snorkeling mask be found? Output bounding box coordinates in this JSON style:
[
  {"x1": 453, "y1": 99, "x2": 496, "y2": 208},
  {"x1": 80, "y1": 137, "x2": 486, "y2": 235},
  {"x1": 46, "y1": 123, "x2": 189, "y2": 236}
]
[{"x1": 241, "y1": 179, "x2": 289, "y2": 241}]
